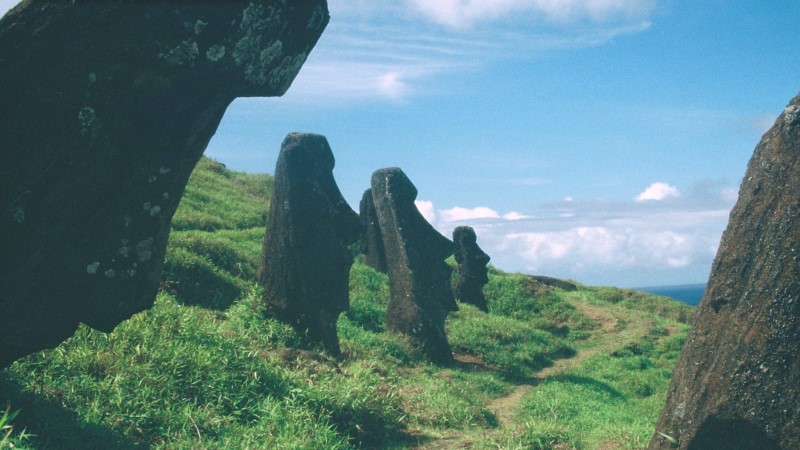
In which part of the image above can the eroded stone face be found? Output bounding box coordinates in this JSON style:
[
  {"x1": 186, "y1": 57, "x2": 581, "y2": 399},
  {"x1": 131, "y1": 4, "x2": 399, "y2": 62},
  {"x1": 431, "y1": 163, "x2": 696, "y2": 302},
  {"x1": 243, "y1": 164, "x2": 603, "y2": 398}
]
[
  {"x1": 0, "y1": 1, "x2": 329, "y2": 369},
  {"x1": 453, "y1": 226, "x2": 491, "y2": 312},
  {"x1": 649, "y1": 93, "x2": 800, "y2": 450},
  {"x1": 370, "y1": 167, "x2": 457, "y2": 364},
  {"x1": 359, "y1": 188, "x2": 387, "y2": 273},
  {"x1": 258, "y1": 133, "x2": 363, "y2": 356}
]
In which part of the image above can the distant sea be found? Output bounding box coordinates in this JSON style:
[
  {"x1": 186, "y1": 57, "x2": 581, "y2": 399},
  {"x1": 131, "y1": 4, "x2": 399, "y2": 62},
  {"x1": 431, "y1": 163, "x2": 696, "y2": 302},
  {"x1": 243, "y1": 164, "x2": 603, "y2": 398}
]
[{"x1": 636, "y1": 283, "x2": 706, "y2": 306}]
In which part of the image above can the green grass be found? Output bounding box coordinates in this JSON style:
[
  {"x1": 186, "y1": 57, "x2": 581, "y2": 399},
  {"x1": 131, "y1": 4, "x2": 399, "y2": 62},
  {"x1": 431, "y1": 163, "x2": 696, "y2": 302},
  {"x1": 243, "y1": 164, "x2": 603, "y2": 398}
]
[
  {"x1": 1, "y1": 405, "x2": 31, "y2": 449},
  {"x1": 161, "y1": 228, "x2": 263, "y2": 309},
  {"x1": 0, "y1": 156, "x2": 694, "y2": 449},
  {"x1": 170, "y1": 157, "x2": 272, "y2": 232},
  {"x1": 476, "y1": 289, "x2": 692, "y2": 450},
  {"x1": 447, "y1": 304, "x2": 575, "y2": 380},
  {"x1": 510, "y1": 333, "x2": 682, "y2": 450},
  {"x1": 1, "y1": 293, "x2": 400, "y2": 449},
  {"x1": 485, "y1": 271, "x2": 597, "y2": 339}
]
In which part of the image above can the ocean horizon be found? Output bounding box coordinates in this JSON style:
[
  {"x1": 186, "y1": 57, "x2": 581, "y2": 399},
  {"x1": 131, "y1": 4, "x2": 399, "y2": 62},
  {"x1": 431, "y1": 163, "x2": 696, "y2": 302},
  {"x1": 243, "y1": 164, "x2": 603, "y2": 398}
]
[{"x1": 636, "y1": 283, "x2": 706, "y2": 306}]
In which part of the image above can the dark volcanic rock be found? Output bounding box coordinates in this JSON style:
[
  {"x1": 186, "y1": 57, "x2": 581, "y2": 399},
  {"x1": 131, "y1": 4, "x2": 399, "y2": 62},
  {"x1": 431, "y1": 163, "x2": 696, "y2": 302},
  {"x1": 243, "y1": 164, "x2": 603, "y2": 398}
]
[
  {"x1": 649, "y1": 94, "x2": 800, "y2": 450},
  {"x1": 359, "y1": 188, "x2": 387, "y2": 273},
  {"x1": 452, "y1": 226, "x2": 490, "y2": 312},
  {"x1": 259, "y1": 133, "x2": 363, "y2": 356},
  {"x1": 0, "y1": 1, "x2": 328, "y2": 369},
  {"x1": 527, "y1": 275, "x2": 577, "y2": 292},
  {"x1": 371, "y1": 168, "x2": 457, "y2": 364}
]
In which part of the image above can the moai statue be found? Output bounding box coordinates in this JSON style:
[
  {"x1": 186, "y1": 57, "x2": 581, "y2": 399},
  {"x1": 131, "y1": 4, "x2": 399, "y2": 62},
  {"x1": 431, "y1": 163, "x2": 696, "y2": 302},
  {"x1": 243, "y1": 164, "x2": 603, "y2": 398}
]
[
  {"x1": 370, "y1": 167, "x2": 457, "y2": 364},
  {"x1": 259, "y1": 133, "x2": 363, "y2": 356},
  {"x1": 359, "y1": 188, "x2": 387, "y2": 273},
  {"x1": 453, "y1": 226, "x2": 491, "y2": 312},
  {"x1": 649, "y1": 94, "x2": 800, "y2": 450}
]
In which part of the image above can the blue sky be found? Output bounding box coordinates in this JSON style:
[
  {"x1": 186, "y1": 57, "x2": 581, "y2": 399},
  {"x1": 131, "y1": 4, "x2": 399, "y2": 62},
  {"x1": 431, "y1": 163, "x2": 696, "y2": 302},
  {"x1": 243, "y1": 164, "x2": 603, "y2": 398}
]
[{"x1": 4, "y1": 1, "x2": 798, "y2": 287}]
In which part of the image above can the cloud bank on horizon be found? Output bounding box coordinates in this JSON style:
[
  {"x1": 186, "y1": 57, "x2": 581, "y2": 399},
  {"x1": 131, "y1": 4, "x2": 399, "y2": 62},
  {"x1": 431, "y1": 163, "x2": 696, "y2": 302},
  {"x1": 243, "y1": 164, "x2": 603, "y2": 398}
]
[{"x1": 417, "y1": 180, "x2": 737, "y2": 287}]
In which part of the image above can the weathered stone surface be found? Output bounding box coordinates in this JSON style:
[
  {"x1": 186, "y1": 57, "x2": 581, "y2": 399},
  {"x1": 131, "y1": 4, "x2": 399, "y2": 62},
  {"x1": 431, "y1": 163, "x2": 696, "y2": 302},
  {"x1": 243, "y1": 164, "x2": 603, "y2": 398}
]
[
  {"x1": 371, "y1": 168, "x2": 457, "y2": 364},
  {"x1": 452, "y1": 226, "x2": 490, "y2": 312},
  {"x1": 649, "y1": 94, "x2": 800, "y2": 450},
  {"x1": 0, "y1": 1, "x2": 328, "y2": 369},
  {"x1": 527, "y1": 275, "x2": 577, "y2": 292},
  {"x1": 259, "y1": 133, "x2": 363, "y2": 356},
  {"x1": 359, "y1": 188, "x2": 387, "y2": 273}
]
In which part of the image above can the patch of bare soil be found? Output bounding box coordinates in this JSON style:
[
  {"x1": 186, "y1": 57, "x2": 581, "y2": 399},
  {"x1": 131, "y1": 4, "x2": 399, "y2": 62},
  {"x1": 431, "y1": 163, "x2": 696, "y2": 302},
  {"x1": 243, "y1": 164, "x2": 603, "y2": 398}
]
[
  {"x1": 486, "y1": 383, "x2": 534, "y2": 427},
  {"x1": 452, "y1": 353, "x2": 496, "y2": 372},
  {"x1": 577, "y1": 303, "x2": 620, "y2": 333}
]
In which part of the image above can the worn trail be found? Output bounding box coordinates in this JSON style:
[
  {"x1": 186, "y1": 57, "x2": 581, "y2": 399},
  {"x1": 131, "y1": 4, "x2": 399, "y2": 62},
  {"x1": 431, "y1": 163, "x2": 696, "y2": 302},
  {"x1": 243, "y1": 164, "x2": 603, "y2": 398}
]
[{"x1": 413, "y1": 295, "x2": 654, "y2": 449}]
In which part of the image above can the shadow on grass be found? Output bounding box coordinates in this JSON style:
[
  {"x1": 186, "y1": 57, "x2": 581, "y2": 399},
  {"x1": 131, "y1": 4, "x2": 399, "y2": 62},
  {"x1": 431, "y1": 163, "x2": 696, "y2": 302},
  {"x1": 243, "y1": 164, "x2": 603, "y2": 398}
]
[
  {"x1": 503, "y1": 345, "x2": 578, "y2": 383},
  {"x1": 451, "y1": 348, "x2": 578, "y2": 385},
  {"x1": 161, "y1": 262, "x2": 243, "y2": 310},
  {"x1": 0, "y1": 374, "x2": 146, "y2": 449},
  {"x1": 546, "y1": 324, "x2": 573, "y2": 338},
  {"x1": 548, "y1": 374, "x2": 625, "y2": 399}
]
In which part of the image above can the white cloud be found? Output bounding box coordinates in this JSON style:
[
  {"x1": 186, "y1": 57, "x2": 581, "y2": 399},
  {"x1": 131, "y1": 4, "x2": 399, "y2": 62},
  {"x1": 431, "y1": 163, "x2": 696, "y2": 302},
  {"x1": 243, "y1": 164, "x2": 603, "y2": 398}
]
[
  {"x1": 559, "y1": 209, "x2": 576, "y2": 218},
  {"x1": 506, "y1": 230, "x2": 573, "y2": 260},
  {"x1": 407, "y1": 0, "x2": 656, "y2": 28},
  {"x1": 423, "y1": 204, "x2": 534, "y2": 224},
  {"x1": 415, "y1": 200, "x2": 437, "y2": 223},
  {"x1": 503, "y1": 211, "x2": 529, "y2": 220},
  {"x1": 635, "y1": 182, "x2": 680, "y2": 202},
  {"x1": 505, "y1": 226, "x2": 634, "y2": 267},
  {"x1": 272, "y1": 0, "x2": 656, "y2": 105},
  {"x1": 667, "y1": 256, "x2": 691, "y2": 268},
  {"x1": 499, "y1": 217, "x2": 715, "y2": 280},
  {"x1": 378, "y1": 72, "x2": 409, "y2": 101},
  {"x1": 439, "y1": 206, "x2": 501, "y2": 222},
  {"x1": 279, "y1": 58, "x2": 446, "y2": 104}
]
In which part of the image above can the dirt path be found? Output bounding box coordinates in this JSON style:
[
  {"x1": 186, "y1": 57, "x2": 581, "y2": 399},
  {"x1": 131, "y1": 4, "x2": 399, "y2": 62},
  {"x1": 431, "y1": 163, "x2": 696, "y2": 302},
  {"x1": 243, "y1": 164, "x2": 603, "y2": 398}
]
[
  {"x1": 486, "y1": 383, "x2": 533, "y2": 427},
  {"x1": 413, "y1": 296, "x2": 654, "y2": 449},
  {"x1": 484, "y1": 300, "x2": 625, "y2": 425}
]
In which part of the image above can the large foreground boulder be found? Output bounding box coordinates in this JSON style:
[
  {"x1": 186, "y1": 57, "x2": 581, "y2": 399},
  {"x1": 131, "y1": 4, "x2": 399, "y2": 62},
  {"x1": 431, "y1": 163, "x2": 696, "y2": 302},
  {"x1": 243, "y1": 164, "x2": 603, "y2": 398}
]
[
  {"x1": 371, "y1": 168, "x2": 457, "y2": 364},
  {"x1": 649, "y1": 94, "x2": 800, "y2": 449},
  {"x1": 259, "y1": 133, "x2": 363, "y2": 356},
  {"x1": 0, "y1": 1, "x2": 329, "y2": 369}
]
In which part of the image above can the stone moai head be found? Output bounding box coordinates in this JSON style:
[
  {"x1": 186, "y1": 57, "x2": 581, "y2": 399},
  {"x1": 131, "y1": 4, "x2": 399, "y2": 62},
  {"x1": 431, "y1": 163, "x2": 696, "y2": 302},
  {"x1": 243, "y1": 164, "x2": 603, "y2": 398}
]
[
  {"x1": 359, "y1": 188, "x2": 387, "y2": 273},
  {"x1": 453, "y1": 226, "x2": 491, "y2": 312},
  {"x1": 259, "y1": 133, "x2": 363, "y2": 356},
  {"x1": 370, "y1": 167, "x2": 457, "y2": 364}
]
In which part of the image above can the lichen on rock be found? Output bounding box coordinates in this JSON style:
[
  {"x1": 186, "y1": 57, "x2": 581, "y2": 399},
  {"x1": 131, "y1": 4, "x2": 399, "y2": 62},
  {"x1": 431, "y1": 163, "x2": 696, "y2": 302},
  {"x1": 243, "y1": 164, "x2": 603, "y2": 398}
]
[
  {"x1": 649, "y1": 92, "x2": 800, "y2": 450},
  {"x1": 160, "y1": 39, "x2": 199, "y2": 66},
  {"x1": 0, "y1": 0, "x2": 329, "y2": 369}
]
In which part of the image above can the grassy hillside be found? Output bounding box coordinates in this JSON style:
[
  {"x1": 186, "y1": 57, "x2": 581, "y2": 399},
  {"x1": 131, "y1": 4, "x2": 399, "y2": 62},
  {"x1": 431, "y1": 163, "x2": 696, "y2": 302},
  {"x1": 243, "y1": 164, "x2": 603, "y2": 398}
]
[{"x1": 0, "y1": 157, "x2": 694, "y2": 449}]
